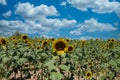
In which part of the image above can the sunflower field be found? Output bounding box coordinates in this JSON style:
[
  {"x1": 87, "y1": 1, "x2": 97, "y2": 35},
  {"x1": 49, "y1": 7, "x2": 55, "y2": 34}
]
[{"x1": 0, "y1": 33, "x2": 120, "y2": 80}]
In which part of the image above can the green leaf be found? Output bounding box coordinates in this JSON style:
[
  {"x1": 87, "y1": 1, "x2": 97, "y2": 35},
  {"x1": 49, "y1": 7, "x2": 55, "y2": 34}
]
[
  {"x1": 2, "y1": 57, "x2": 10, "y2": 64},
  {"x1": 116, "y1": 59, "x2": 120, "y2": 64},
  {"x1": 44, "y1": 60, "x2": 56, "y2": 71},
  {"x1": 101, "y1": 63, "x2": 109, "y2": 68},
  {"x1": 17, "y1": 58, "x2": 27, "y2": 65},
  {"x1": 50, "y1": 72, "x2": 63, "y2": 80},
  {"x1": 109, "y1": 60, "x2": 117, "y2": 67},
  {"x1": 59, "y1": 65, "x2": 70, "y2": 71},
  {"x1": 107, "y1": 71, "x2": 115, "y2": 80},
  {"x1": 115, "y1": 67, "x2": 120, "y2": 73},
  {"x1": 99, "y1": 76, "x2": 106, "y2": 80},
  {"x1": 13, "y1": 56, "x2": 19, "y2": 60}
]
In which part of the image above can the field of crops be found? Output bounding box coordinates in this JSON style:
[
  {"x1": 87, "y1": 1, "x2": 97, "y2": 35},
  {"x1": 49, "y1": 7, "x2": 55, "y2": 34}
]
[{"x1": 0, "y1": 33, "x2": 120, "y2": 80}]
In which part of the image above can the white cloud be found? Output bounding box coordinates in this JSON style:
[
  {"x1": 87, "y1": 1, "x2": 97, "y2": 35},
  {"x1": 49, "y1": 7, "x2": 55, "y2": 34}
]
[
  {"x1": 15, "y1": 2, "x2": 59, "y2": 20},
  {"x1": 70, "y1": 18, "x2": 117, "y2": 35},
  {"x1": 0, "y1": 0, "x2": 7, "y2": 5},
  {"x1": 0, "y1": 17, "x2": 77, "y2": 36},
  {"x1": 40, "y1": 18, "x2": 77, "y2": 28},
  {"x1": 79, "y1": 36, "x2": 95, "y2": 40},
  {"x1": 0, "y1": 20, "x2": 51, "y2": 36},
  {"x1": 0, "y1": 2, "x2": 78, "y2": 36},
  {"x1": 67, "y1": 0, "x2": 120, "y2": 17},
  {"x1": 2, "y1": 10, "x2": 12, "y2": 17},
  {"x1": 60, "y1": 1, "x2": 67, "y2": 6}
]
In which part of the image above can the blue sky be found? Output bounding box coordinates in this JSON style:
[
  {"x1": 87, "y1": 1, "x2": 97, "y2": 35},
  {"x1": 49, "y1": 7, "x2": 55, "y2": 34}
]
[{"x1": 0, "y1": 0, "x2": 120, "y2": 39}]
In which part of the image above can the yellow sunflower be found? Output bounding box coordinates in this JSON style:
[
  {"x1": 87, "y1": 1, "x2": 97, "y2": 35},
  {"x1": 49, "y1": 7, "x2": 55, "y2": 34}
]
[
  {"x1": 14, "y1": 42, "x2": 18, "y2": 46},
  {"x1": 21, "y1": 34, "x2": 28, "y2": 40},
  {"x1": 0, "y1": 37, "x2": 8, "y2": 46},
  {"x1": 66, "y1": 39, "x2": 70, "y2": 42},
  {"x1": 88, "y1": 60, "x2": 93, "y2": 67},
  {"x1": 86, "y1": 71, "x2": 92, "y2": 79},
  {"x1": 37, "y1": 39, "x2": 42, "y2": 43},
  {"x1": 52, "y1": 39, "x2": 68, "y2": 55},
  {"x1": 42, "y1": 40, "x2": 48, "y2": 47},
  {"x1": 36, "y1": 45, "x2": 41, "y2": 49},
  {"x1": 11, "y1": 36, "x2": 16, "y2": 42},
  {"x1": 50, "y1": 38, "x2": 55, "y2": 42},
  {"x1": 24, "y1": 39, "x2": 29, "y2": 44},
  {"x1": 80, "y1": 40, "x2": 86, "y2": 47},
  {"x1": 111, "y1": 39, "x2": 115, "y2": 42},
  {"x1": 27, "y1": 42, "x2": 35, "y2": 48},
  {"x1": 67, "y1": 45, "x2": 74, "y2": 52}
]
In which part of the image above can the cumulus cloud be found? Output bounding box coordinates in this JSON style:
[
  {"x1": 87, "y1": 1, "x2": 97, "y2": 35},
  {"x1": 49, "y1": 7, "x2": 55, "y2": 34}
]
[
  {"x1": 0, "y1": 20, "x2": 51, "y2": 36},
  {"x1": 70, "y1": 18, "x2": 117, "y2": 35},
  {"x1": 0, "y1": 2, "x2": 75, "y2": 36},
  {"x1": 15, "y1": 2, "x2": 59, "y2": 20},
  {"x1": 67, "y1": 0, "x2": 120, "y2": 17},
  {"x1": 0, "y1": 0, "x2": 7, "y2": 5},
  {"x1": 79, "y1": 36, "x2": 95, "y2": 40},
  {"x1": 2, "y1": 10, "x2": 12, "y2": 17},
  {"x1": 40, "y1": 18, "x2": 77, "y2": 28},
  {"x1": 60, "y1": 1, "x2": 67, "y2": 6}
]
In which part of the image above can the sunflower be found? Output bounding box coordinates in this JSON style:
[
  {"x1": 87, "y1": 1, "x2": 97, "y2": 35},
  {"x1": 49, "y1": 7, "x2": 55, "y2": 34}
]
[
  {"x1": 86, "y1": 71, "x2": 92, "y2": 79},
  {"x1": 42, "y1": 40, "x2": 48, "y2": 47},
  {"x1": 106, "y1": 44, "x2": 109, "y2": 48},
  {"x1": 50, "y1": 38, "x2": 55, "y2": 42},
  {"x1": 27, "y1": 42, "x2": 35, "y2": 48},
  {"x1": 111, "y1": 39, "x2": 115, "y2": 42},
  {"x1": 52, "y1": 39, "x2": 68, "y2": 55},
  {"x1": 14, "y1": 42, "x2": 18, "y2": 46},
  {"x1": 80, "y1": 40, "x2": 86, "y2": 47},
  {"x1": 36, "y1": 46, "x2": 41, "y2": 49},
  {"x1": 88, "y1": 60, "x2": 93, "y2": 67},
  {"x1": 37, "y1": 39, "x2": 42, "y2": 43},
  {"x1": 11, "y1": 36, "x2": 16, "y2": 42},
  {"x1": 66, "y1": 39, "x2": 70, "y2": 42},
  {"x1": 24, "y1": 39, "x2": 29, "y2": 44},
  {"x1": 0, "y1": 37, "x2": 8, "y2": 46},
  {"x1": 21, "y1": 34, "x2": 28, "y2": 40},
  {"x1": 67, "y1": 45, "x2": 74, "y2": 52}
]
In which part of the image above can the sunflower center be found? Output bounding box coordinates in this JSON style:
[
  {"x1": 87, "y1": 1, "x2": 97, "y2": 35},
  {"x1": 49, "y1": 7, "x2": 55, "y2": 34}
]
[
  {"x1": 51, "y1": 38, "x2": 54, "y2": 41},
  {"x1": 13, "y1": 37, "x2": 16, "y2": 39},
  {"x1": 87, "y1": 73, "x2": 91, "y2": 77},
  {"x1": 43, "y1": 41, "x2": 47, "y2": 46},
  {"x1": 89, "y1": 62, "x2": 92, "y2": 65},
  {"x1": 1, "y1": 39, "x2": 6, "y2": 44},
  {"x1": 22, "y1": 36, "x2": 27, "y2": 39},
  {"x1": 68, "y1": 46, "x2": 73, "y2": 51},
  {"x1": 55, "y1": 41, "x2": 66, "y2": 51}
]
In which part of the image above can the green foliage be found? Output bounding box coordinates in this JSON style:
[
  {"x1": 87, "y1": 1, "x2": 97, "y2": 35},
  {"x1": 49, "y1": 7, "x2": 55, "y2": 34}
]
[{"x1": 0, "y1": 35, "x2": 120, "y2": 80}]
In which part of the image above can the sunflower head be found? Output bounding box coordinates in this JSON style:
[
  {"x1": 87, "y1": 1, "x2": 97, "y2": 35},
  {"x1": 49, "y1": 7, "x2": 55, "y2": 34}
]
[
  {"x1": 36, "y1": 46, "x2": 41, "y2": 49},
  {"x1": 111, "y1": 39, "x2": 115, "y2": 42},
  {"x1": 14, "y1": 42, "x2": 18, "y2": 45},
  {"x1": 66, "y1": 39, "x2": 70, "y2": 42},
  {"x1": 42, "y1": 40, "x2": 48, "y2": 47},
  {"x1": 88, "y1": 60, "x2": 93, "y2": 67},
  {"x1": 80, "y1": 40, "x2": 86, "y2": 47},
  {"x1": 86, "y1": 71, "x2": 92, "y2": 79},
  {"x1": 52, "y1": 39, "x2": 68, "y2": 55},
  {"x1": 11, "y1": 36, "x2": 16, "y2": 41},
  {"x1": 37, "y1": 39, "x2": 42, "y2": 42},
  {"x1": 21, "y1": 34, "x2": 28, "y2": 40},
  {"x1": 106, "y1": 44, "x2": 109, "y2": 48},
  {"x1": 0, "y1": 38, "x2": 8, "y2": 46},
  {"x1": 67, "y1": 45, "x2": 74, "y2": 52},
  {"x1": 24, "y1": 39, "x2": 29, "y2": 43},
  {"x1": 51, "y1": 38, "x2": 55, "y2": 42}
]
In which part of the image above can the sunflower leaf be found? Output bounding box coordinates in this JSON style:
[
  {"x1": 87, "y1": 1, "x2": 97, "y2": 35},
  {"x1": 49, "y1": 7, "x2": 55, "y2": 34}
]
[
  {"x1": 59, "y1": 64, "x2": 70, "y2": 71},
  {"x1": 50, "y1": 72, "x2": 63, "y2": 80}
]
